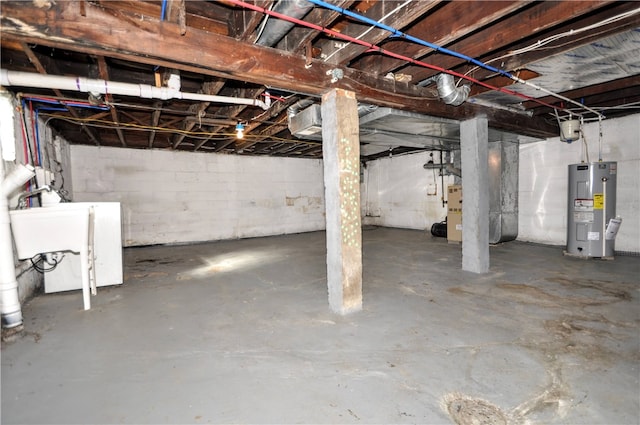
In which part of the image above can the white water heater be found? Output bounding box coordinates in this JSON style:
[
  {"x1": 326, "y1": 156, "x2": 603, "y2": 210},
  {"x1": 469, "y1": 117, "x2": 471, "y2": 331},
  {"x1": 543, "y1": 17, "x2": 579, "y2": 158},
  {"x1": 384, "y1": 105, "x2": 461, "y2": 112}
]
[{"x1": 566, "y1": 162, "x2": 618, "y2": 259}]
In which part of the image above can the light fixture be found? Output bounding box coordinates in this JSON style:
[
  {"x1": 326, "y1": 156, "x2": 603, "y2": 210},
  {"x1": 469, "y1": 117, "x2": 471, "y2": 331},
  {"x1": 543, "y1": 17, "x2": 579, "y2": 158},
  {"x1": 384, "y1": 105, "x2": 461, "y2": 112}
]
[{"x1": 235, "y1": 122, "x2": 245, "y2": 139}]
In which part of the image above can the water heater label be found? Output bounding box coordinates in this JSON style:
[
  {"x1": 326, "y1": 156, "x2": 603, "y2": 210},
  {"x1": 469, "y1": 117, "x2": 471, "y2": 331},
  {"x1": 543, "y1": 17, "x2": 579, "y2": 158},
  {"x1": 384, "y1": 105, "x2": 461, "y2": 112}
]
[
  {"x1": 593, "y1": 194, "x2": 604, "y2": 209},
  {"x1": 588, "y1": 231, "x2": 600, "y2": 241},
  {"x1": 574, "y1": 212, "x2": 594, "y2": 223},
  {"x1": 574, "y1": 199, "x2": 593, "y2": 211}
]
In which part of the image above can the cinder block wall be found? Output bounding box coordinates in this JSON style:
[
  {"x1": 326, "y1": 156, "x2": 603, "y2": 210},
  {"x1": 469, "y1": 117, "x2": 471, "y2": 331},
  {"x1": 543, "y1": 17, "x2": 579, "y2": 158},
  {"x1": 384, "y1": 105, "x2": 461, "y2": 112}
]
[
  {"x1": 69, "y1": 146, "x2": 325, "y2": 246},
  {"x1": 362, "y1": 151, "x2": 452, "y2": 230},
  {"x1": 362, "y1": 114, "x2": 639, "y2": 253}
]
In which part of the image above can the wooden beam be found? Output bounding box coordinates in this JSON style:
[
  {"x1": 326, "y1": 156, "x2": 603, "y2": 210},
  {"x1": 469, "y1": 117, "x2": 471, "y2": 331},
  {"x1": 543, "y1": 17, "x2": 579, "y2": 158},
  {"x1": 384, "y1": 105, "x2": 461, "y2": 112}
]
[
  {"x1": 193, "y1": 132, "x2": 216, "y2": 151},
  {"x1": 170, "y1": 80, "x2": 225, "y2": 149},
  {"x1": 165, "y1": 0, "x2": 186, "y2": 35},
  {"x1": 236, "y1": 117, "x2": 289, "y2": 151},
  {"x1": 97, "y1": 56, "x2": 127, "y2": 147},
  {"x1": 172, "y1": 102, "x2": 208, "y2": 149},
  {"x1": 148, "y1": 101, "x2": 163, "y2": 148},
  {"x1": 486, "y1": 3, "x2": 640, "y2": 79},
  {"x1": 95, "y1": 0, "x2": 229, "y2": 35},
  {"x1": 525, "y1": 75, "x2": 640, "y2": 115},
  {"x1": 0, "y1": 0, "x2": 558, "y2": 138},
  {"x1": 229, "y1": 0, "x2": 274, "y2": 41},
  {"x1": 213, "y1": 135, "x2": 238, "y2": 152},
  {"x1": 118, "y1": 110, "x2": 147, "y2": 126},
  {"x1": 280, "y1": 0, "x2": 356, "y2": 53},
  {"x1": 315, "y1": 0, "x2": 442, "y2": 66},
  {"x1": 351, "y1": 1, "x2": 533, "y2": 76},
  {"x1": 406, "y1": 1, "x2": 615, "y2": 83}
]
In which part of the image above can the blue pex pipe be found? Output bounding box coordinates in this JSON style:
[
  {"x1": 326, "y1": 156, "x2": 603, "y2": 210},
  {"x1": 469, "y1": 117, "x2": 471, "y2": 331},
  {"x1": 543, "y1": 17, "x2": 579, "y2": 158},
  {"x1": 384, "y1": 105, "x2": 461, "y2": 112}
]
[
  {"x1": 23, "y1": 96, "x2": 110, "y2": 111},
  {"x1": 161, "y1": 0, "x2": 167, "y2": 21},
  {"x1": 306, "y1": 0, "x2": 514, "y2": 79}
]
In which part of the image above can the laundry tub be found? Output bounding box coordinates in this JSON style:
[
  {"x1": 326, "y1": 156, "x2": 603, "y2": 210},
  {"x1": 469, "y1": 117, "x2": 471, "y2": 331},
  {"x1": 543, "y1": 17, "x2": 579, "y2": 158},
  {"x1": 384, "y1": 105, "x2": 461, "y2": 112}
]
[{"x1": 9, "y1": 204, "x2": 95, "y2": 310}]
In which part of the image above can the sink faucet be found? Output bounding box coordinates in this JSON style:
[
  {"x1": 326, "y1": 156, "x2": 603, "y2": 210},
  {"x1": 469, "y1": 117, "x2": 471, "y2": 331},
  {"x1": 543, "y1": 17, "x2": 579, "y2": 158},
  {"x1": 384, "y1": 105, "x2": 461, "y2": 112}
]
[{"x1": 16, "y1": 185, "x2": 51, "y2": 209}]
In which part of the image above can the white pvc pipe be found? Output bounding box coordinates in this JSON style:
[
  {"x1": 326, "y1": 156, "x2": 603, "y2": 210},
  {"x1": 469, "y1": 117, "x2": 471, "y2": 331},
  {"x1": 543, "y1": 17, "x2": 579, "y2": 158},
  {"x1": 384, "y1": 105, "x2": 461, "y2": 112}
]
[
  {"x1": 0, "y1": 69, "x2": 270, "y2": 110},
  {"x1": 1, "y1": 164, "x2": 36, "y2": 198},
  {"x1": 0, "y1": 161, "x2": 36, "y2": 328}
]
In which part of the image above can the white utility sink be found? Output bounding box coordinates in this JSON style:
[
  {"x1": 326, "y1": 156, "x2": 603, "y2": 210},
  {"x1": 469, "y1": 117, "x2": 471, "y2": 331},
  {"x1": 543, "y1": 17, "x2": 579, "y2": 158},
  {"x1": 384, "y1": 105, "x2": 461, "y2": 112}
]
[{"x1": 9, "y1": 204, "x2": 96, "y2": 310}]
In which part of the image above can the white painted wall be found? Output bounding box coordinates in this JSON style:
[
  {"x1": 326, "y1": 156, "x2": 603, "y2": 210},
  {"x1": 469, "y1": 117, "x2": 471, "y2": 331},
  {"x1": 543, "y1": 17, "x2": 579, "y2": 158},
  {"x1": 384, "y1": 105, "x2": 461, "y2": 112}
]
[
  {"x1": 69, "y1": 145, "x2": 325, "y2": 246},
  {"x1": 363, "y1": 151, "x2": 452, "y2": 230},
  {"x1": 519, "y1": 114, "x2": 640, "y2": 253}
]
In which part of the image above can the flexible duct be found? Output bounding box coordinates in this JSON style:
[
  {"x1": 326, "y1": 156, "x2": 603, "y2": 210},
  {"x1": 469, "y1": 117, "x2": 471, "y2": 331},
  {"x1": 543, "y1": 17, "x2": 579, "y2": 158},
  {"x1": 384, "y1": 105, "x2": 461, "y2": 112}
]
[
  {"x1": 255, "y1": 0, "x2": 313, "y2": 47},
  {"x1": 0, "y1": 162, "x2": 36, "y2": 328},
  {"x1": 436, "y1": 73, "x2": 470, "y2": 106},
  {"x1": 0, "y1": 69, "x2": 270, "y2": 110}
]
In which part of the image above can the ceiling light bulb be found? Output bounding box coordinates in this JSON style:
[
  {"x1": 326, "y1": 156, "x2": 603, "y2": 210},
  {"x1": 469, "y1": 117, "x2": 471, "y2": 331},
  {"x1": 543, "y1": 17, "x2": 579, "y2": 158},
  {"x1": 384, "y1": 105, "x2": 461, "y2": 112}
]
[{"x1": 235, "y1": 122, "x2": 245, "y2": 139}]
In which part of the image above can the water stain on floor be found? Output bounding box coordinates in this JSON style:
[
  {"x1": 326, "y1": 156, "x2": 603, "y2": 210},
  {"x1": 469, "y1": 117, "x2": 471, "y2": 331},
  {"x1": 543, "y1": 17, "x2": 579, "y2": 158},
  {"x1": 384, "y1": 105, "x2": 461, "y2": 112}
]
[{"x1": 443, "y1": 393, "x2": 511, "y2": 425}]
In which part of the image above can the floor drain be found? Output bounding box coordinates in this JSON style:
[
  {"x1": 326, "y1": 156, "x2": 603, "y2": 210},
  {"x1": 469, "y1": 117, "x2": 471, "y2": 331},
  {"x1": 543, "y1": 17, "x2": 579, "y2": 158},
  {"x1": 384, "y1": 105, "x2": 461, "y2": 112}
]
[{"x1": 444, "y1": 394, "x2": 510, "y2": 425}]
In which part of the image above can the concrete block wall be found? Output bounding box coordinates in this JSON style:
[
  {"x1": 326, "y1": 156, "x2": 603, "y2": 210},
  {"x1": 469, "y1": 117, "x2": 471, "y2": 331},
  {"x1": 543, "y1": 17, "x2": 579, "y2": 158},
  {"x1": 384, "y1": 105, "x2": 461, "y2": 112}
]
[
  {"x1": 363, "y1": 151, "x2": 452, "y2": 230},
  {"x1": 69, "y1": 145, "x2": 325, "y2": 246},
  {"x1": 519, "y1": 113, "x2": 640, "y2": 253}
]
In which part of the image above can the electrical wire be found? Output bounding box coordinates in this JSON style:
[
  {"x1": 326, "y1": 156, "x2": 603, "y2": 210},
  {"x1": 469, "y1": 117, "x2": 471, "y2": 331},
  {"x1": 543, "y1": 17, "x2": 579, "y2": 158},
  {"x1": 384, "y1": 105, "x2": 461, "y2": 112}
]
[
  {"x1": 29, "y1": 253, "x2": 63, "y2": 273},
  {"x1": 322, "y1": 0, "x2": 412, "y2": 63},
  {"x1": 225, "y1": 0, "x2": 573, "y2": 115},
  {"x1": 19, "y1": 95, "x2": 110, "y2": 110},
  {"x1": 471, "y1": 7, "x2": 640, "y2": 73},
  {"x1": 254, "y1": 1, "x2": 276, "y2": 44},
  {"x1": 40, "y1": 113, "x2": 321, "y2": 146},
  {"x1": 309, "y1": 0, "x2": 612, "y2": 118},
  {"x1": 306, "y1": 0, "x2": 606, "y2": 118}
]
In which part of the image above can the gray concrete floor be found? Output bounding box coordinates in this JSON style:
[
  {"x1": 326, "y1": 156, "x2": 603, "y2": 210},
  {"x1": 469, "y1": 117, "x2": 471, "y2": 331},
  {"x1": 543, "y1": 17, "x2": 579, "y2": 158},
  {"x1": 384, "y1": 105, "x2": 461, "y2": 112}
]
[{"x1": 2, "y1": 227, "x2": 639, "y2": 424}]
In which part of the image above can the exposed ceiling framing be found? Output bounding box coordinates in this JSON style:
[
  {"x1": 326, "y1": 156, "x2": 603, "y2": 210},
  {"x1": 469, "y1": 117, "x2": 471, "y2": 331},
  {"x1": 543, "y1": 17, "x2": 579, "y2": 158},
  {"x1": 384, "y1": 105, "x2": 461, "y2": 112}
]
[{"x1": 1, "y1": 1, "x2": 638, "y2": 160}]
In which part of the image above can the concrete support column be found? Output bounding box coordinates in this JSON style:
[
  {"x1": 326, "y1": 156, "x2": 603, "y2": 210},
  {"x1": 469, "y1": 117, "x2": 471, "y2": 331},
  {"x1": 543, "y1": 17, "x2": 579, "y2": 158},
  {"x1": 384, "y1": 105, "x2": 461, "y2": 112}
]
[
  {"x1": 460, "y1": 117, "x2": 490, "y2": 273},
  {"x1": 321, "y1": 89, "x2": 362, "y2": 314}
]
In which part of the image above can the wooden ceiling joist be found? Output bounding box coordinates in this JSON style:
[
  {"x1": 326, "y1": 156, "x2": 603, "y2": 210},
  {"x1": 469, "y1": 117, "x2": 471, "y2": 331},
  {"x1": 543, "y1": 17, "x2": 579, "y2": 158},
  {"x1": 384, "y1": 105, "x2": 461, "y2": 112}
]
[
  {"x1": 0, "y1": 0, "x2": 559, "y2": 138},
  {"x1": 406, "y1": 1, "x2": 617, "y2": 83},
  {"x1": 18, "y1": 41, "x2": 102, "y2": 146},
  {"x1": 97, "y1": 56, "x2": 127, "y2": 147}
]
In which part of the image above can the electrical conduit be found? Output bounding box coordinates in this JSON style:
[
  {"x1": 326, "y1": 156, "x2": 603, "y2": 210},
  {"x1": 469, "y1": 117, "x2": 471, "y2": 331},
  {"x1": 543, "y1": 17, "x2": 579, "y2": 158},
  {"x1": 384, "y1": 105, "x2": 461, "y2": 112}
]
[{"x1": 0, "y1": 70, "x2": 271, "y2": 111}]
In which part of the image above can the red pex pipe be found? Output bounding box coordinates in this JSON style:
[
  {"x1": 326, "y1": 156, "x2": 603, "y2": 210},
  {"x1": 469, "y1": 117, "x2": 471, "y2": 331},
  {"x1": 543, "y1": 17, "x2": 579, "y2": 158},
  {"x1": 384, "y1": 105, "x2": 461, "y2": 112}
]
[{"x1": 226, "y1": 0, "x2": 561, "y2": 111}]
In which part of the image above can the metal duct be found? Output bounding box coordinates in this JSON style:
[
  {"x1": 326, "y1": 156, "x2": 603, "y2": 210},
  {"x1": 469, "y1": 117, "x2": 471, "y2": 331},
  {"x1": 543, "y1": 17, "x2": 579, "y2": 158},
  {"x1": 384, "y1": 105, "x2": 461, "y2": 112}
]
[
  {"x1": 436, "y1": 73, "x2": 470, "y2": 106},
  {"x1": 287, "y1": 98, "x2": 315, "y2": 120},
  {"x1": 255, "y1": 0, "x2": 314, "y2": 47}
]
